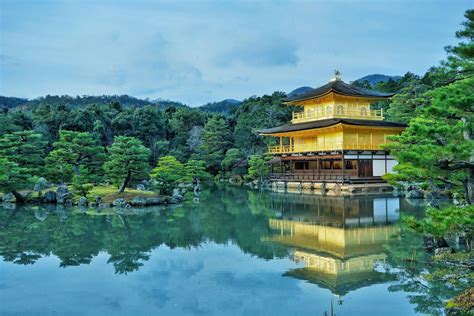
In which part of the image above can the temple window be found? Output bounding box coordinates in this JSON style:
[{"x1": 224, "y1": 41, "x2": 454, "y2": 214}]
[
  {"x1": 360, "y1": 107, "x2": 367, "y2": 116},
  {"x1": 320, "y1": 160, "x2": 331, "y2": 169},
  {"x1": 336, "y1": 105, "x2": 344, "y2": 114},
  {"x1": 345, "y1": 160, "x2": 358, "y2": 169},
  {"x1": 326, "y1": 106, "x2": 332, "y2": 115}
]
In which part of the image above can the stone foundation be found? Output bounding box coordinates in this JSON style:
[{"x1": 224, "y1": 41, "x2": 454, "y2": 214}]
[{"x1": 269, "y1": 180, "x2": 395, "y2": 196}]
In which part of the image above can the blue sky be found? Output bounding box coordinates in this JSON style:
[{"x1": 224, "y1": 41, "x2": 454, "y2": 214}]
[{"x1": 0, "y1": 0, "x2": 471, "y2": 106}]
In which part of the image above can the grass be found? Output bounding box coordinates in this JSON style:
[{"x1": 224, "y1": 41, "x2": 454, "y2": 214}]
[
  {"x1": 1, "y1": 185, "x2": 159, "y2": 204},
  {"x1": 87, "y1": 185, "x2": 157, "y2": 203}
]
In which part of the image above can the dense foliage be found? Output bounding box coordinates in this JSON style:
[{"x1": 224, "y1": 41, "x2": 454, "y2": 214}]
[{"x1": 0, "y1": 87, "x2": 292, "y2": 198}]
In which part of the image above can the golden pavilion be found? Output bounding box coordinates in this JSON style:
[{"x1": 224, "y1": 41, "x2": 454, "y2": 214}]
[{"x1": 259, "y1": 72, "x2": 406, "y2": 184}]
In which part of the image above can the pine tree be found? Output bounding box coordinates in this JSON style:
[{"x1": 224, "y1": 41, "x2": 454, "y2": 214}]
[
  {"x1": 150, "y1": 156, "x2": 186, "y2": 195},
  {"x1": 104, "y1": 136, "x2": 151, "y2": 193},
  {"x1": 200, "y1": 116, "x2": 232, "y2": 174},
  {"x1": 0, "y1": 158, "x2": 33, "y2": 203},
  {"x1": 0, "y1": 131, "x2": 46, "y2": 176},
  {"x1": 45, "y1": 130, "x2": 106, "y2": 183}
]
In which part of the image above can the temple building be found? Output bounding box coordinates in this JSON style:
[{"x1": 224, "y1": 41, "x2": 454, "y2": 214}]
[{"x1": 259, "y1": 72, "x2": 407, "y2": 184}]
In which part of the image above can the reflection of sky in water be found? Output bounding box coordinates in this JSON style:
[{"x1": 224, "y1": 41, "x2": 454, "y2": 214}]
[{"x1": 1, "y1": 242, "x2": 416, "y2": 315}]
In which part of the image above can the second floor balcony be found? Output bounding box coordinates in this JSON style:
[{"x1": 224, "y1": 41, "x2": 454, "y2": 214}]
[
  {"x1": 268, "y1": 141, "x2": 386, "y2": 154},
  {"x1": 292, "y1": 107, "x2": 384, "y2": 124}
]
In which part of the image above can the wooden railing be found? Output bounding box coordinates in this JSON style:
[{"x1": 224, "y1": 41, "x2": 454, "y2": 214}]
[
  {"x1": 292, "y1": 108, "x2": 383, "y2": 123},
  {"x1": 270, "y1": 172, "x2": 349, "y2": 182},
  {"x1": 269, "y1": 172, "x2": 384, "y2": 183},
  {"x1": 268, "y1": 142, "x2": 383, "y2": 154}
]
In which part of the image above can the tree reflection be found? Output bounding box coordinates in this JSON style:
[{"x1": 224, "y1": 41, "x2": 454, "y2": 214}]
[
  {"x1": 0, "y1": 185, "x2": 288, "y2": 274},
  {"x1": 2, "y1": 186, "x2": 463, "y2": 314}
]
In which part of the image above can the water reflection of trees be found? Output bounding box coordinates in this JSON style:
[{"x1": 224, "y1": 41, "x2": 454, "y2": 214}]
[
  {"x1": 2, "y1": 187, "x2": 462, "y2": 315},
  {"x1": 0, "y1": 185, "x2": 288, "y2": 274},
  {"x1": 385, "y1": 229, "x2": 472, "y2": 315}
]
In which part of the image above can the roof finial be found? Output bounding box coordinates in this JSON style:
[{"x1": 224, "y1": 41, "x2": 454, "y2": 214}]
[{"x1": 330, "y1": 70, "x2": 342, "y2": 82}]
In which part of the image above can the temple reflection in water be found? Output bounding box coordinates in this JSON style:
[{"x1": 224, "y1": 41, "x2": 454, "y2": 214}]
[{"x1": 266, "y1": 193, "x2": 422, "y2": 296}]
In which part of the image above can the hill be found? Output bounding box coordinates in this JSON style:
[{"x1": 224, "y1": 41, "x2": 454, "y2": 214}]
[
  {"x1": 287, "y1": 86, "x2": 313, "y2": 98},
  {"x1": 354, "y1": 74, "x2": 401, "y2": 86},
  {"x1": 0, "y1": 96, "x2": 29, "y2": 109},
  {"x1": 198, "y1": 99, "x2": 241, "y2": 114},
  {"x1": 0, "y1": 95, "x2": 188, "y2": 110}
]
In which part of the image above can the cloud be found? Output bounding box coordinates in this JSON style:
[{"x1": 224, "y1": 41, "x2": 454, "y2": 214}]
[
  {"x1": 0, "y1": 0, "x2": 471, "y2": 105},
  {"x1": 216, "y1": 36, "x2": 299, "y2": 67}
]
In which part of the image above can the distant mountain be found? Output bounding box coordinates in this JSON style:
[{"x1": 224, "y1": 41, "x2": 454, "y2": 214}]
[
  {"x1": 354, "y1": 74, "x2": 402, "y2": 86},
  {"x1": 198, "y1": 99, "x2": 242, "y2": 114},
  {"x1": 287, "y1": 86, "x2": 313, "y2": 98},
  {"x1": 153, "y1": 99, "x2": 188, "y2": 109},
  {"x1": 0, "y1": 95, "x2": 188, "y2": 110},
  {"x1": 0, "y1": 96, "x2": 29, "y2": 109}
]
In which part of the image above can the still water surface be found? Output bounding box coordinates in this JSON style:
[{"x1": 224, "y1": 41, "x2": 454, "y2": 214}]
[{"x1": 0, "y1": 185, "x2": 434, "y2": 315}]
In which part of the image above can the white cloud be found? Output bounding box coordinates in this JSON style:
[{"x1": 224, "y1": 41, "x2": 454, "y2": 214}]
[{"x1": 0, "y1": 0, "x2": 471, "y2": 105}]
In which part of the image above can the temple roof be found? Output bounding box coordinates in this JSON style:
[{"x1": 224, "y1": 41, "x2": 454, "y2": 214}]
[
  {"x1": 283, "y1": 80, "x2": 395, "y2": 102},
  {"x1": 258, "y1": 118, "x2": 407, "y2": 135}
]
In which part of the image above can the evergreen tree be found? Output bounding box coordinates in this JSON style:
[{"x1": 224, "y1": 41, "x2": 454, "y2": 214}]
[
  {"x1": 385, "y1": 10, "x2": 474, "y2": 204},
  {"x1": 72, "y1": 167, "x2": 94, "y2": 198},
  {"x1": 233, "y1": 92, "x2": 291, "y2": 155},
  {"x1": 0, "y1": 131, "x2": 46, "y2": 176},
  {"x1": 45, "y1": 130, "x2": 106, "y2": 183},
  {"x1": 247, "y1": 155, "x2": 270, "y2": 183},
  {"x1": 221, "y1": 148, "x2": 246, "y2": 177},
  {"x1": 0, "y1": 158, "x2": 33, "y2": 203},
  {"x1": 150, "y1": 156, "x2": 185, "y2": 195},
  {"x1": 184, "y1": 160, "x2": 210, "y2": 183},
  {"x1": 385, "y1": 76, "x2": 474, "y2": 203},
  {"x1": 200, "y1": 116, "x2": 232, "y2": 174},
  {"x1": 104, "y1": 136, "x2": 150, "y2": 193}
]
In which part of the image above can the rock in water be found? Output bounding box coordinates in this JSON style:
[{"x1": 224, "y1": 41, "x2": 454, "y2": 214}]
[
  {"x1": 78, "y1": 197, "x2": 88, "y2": 207},
  {"x1": 130, "y1": 196, "x2": 147, "y2": 207},
  {"x1": 112, "y1": 198, "x2": 126, "y2": 207},
  {"x1": 434, "y1": 247, "x2": 454, "y2": 257},
  {"x1": 406, "y1": 189, "x2": 424, "y2": 199},
  {"x1": 42, "y1": 191, "x2": 57, "y2": 203},
  {"x1": 423, "y1": 235, "x2": 435, "y2": 252},
  {"x1": 169, "y1": 194, "x2": 184, "y2": 204},
  {"x1": 145, "y1": 197, "x2": 163, "y2": 206},
  {"x1": 136, "y1": 184, "x2": 146, "y2": 191},
  {"x1": 2, "y1": 193, "x2": 15, "y2": 204},
  {"x1": 56, "y1": 185, "x2": 72, "y2": 204}
]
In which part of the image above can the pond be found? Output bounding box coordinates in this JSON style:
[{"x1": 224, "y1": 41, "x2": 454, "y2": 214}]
[{"x1": 0, "y1": 185, "x2": 443, "y2": 315}]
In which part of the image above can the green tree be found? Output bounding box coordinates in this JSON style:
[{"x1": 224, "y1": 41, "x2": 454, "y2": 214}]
[
  {"x1": 221, "y1": 148, "x2": 246, "y2": 177},
  {"x1": 150, "y1": 156, "x2": 186, "y2": 195},
  {"x1": 72, "y1": 167, "x2": 94, "y2": 198},
  {"x1": 0, "y1": 158, "x2": 33, "y2": 203},
  {"x1": 104, "y1": 136, "x2": 151, "y2": 193},
  {"x1": 0, "y1": 131, "x2": 46, "y2": 176},
  {"x1": 184, "y1": 160, "x2": 210, "y2": 183},
  {"x1": 445, "y1": 9, "x2": 474, "y2": 74},
  {"x1": 45, "y1": 130, "x2": 106, "y2": 183},
  {"x1": 385, "y1": 76, "x2": 474, "y2": 204},
  {"x1": 247, "y1": 155, "x2": 270, "y2": 182},
  {"x1": 167, "y1": 108, "x2": 206, "y2": 161},
  {"x1": 385, "y1": 10, "x2": 474, "y2": 204},
  {"x1": 200, "y1": 116, "x2": 232, "y2": 174},
  {"x1": 232, "y1": 92, "x2": 292, "y2": 155}
]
